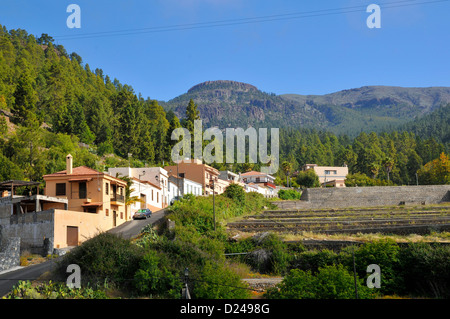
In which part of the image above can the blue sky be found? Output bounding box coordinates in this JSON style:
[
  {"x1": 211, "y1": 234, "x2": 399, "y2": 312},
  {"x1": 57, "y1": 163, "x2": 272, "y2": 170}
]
[{"x1": 1, "y1": 0, "x2": 449, "y2": 101}]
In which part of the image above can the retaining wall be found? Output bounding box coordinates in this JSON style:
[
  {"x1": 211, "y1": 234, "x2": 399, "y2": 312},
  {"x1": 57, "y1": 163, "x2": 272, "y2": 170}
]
[
  {"x1": 299, "y1": 185, "x2": 450, "y2": 208},
  {"x1": 0, "y1": 237, "x2": 20, "y2": 272},
  {"x1": 0, "y1": 205, "x2": 55, "y2": 256}
]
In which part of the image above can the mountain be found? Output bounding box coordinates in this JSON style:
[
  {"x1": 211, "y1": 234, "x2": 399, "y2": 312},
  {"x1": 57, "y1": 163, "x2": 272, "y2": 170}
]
[
  {"x1": 161, "y1": 81, "x2": 450, "y2": 135},
  {"x1": 400, "y1": 103, "x2": 450, "y2": 146},
  {"x1": 160, "y1": 80, "x2": 326, "y2": 129}
]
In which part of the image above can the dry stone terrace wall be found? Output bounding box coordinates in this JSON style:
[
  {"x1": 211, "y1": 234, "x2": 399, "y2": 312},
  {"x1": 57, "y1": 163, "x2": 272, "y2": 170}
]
[{"x1": 298, "y1": 185, "x2": 450, "y2": 209}]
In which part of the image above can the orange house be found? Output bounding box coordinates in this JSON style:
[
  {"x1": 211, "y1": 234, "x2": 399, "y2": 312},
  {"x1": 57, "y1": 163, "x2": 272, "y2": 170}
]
[
  {"x1": 164, "y1": 159, "x2": 222, "y2": 195},
  {"x1": 42, "y1": 155, "x2": 128, "y2": 248}
]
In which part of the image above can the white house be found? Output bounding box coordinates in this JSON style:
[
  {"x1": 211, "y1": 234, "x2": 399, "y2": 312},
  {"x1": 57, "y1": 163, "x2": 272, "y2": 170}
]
[
  {"x1": 127, "y1": 178, "x2": 164, "y2": 216},
  {"x1": 107, "y1": 167, "x2": 170, "y2": 211},
  {"x1": 240, "y1": 171, "x2": 277, "y2": 198},
  {"x1": 168, "y1": 175, "x2": 203, "y2": 198}
]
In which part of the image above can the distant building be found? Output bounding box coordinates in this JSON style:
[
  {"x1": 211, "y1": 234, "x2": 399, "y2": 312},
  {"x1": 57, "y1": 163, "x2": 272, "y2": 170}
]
[
  {"x1": 302, "y1": 164, "x2": 348, "y2": 187},
  {"x1": 168, "y1": 174, "x2": 203, "y2": 198},
  {"x1": 164, "y1": 159, "x2": 223, "y2": 195},
  {"x1": 240, "y1": 170, "x2": 277, "y2": 198},
  {"x1": 107, "y1": 167, "x2": 169, "y2": 209}
]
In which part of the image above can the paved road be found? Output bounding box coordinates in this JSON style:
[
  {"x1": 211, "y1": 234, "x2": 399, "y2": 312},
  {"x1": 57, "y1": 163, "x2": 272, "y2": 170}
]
[
  {"x1": 0, "y1": 207, "x2": 168, "y2": 297},
  {"x1": 108, "y1": 207, "x2": 168, "y2": 239},
  {"x1": 0, "y1": 259, "x2": 59, "y2": 297}
]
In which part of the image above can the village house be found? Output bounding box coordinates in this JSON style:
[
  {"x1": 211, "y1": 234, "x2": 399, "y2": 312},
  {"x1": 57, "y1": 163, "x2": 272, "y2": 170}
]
[
  {"x1": 164, "y1": 159, "x2": 223, "y2": 195},
  {"x1": 0, "y1": 154, "x2": 130, "y2": 259},
  {"x1": 42, "y1": 154, "x2": 129, "y2": 247},
  {"x1": 168, "y1": 174, "x2": 203, "y2": 199},
  {"x1": 302, "y1": 164, "x2": 348, "y2": 187},
  {"x1": 107, "y1": 167, "x2": 169, "y2": 212},
  {"x1": 240, "y1": 170, "x2": 277, "y2": 198}
]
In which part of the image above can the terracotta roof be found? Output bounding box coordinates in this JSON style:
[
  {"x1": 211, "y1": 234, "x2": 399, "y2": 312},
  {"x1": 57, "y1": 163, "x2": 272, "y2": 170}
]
[
  {"x1": 43, "y1": 166, "x2": 126, "y2": 185},
  {"x1": 43, "y1": 166, "x2": 101, "y2": 177},
  {"x1": 240, "y1": 171, "x2": 268, "y2": 177},
  {"x1": 130, "y1": 177, "x2": 161, "y2": 189},
  {"x1": 81, "y1": 202, "x2": 103, "y2": 207}
]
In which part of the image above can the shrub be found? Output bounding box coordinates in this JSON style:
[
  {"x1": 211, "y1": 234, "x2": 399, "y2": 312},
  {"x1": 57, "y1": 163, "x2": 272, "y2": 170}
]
[
  {"x1": 133, "y1": 250, "x2": 182, "y2": 298},
  {"x1": 397, "y1": 242, "x2": 450, "y2": 298},
  {"x1": 191, "y1": 260, "x2": 251, "y2": 299},
  {"x1": 290, "y1": 249, "x2": 340, "y2": 273},
  {"x1": 277, "y1": 189, "x2": 302, "y2": 200},
  {"x1": 340, "y1": 239, "x2": 400, "y2": 295},
  {"x1": 265, "y1": 264, "x2": 375, "y2": 299},
  {"x1": 56, "y1": 232, "x2": 143, "y2": 288},
  {"x1": 244, "y1": 232, "x2": 292, "y2": 275},
  {"x1": 223, "y1": 183, "x2": 246, "y2": 202}
]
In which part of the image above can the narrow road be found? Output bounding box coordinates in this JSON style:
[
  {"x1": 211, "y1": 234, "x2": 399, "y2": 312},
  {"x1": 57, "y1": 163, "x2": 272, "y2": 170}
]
[
  {"x1": 107, "y1": 207, "x2": 168, "y2": 239},
  {"x1": 0, "y1": 207, "x2": 168, "y2": 297},
  {"x1": 0, "y1": 258, "x2": 59, "y2": 297}
]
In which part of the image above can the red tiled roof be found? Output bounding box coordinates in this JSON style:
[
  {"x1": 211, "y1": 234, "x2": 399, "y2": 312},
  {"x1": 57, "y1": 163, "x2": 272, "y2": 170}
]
[
  {"x1": 130, "y1": 177, "x2": 161, "y2": 189},
  {"x1": 43, "y1": 166, "x2": 126, "y2": 185},
  {"x1": 43, "y1": 166, "x2": 101, "y2": 177},
  {"x1": 240, "y1": 170, "x2": 267, "y2": 176}
]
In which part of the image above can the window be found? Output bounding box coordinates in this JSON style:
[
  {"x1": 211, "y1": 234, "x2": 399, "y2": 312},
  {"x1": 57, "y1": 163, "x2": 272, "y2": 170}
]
[
  {"x1": 105, "y1": 209, "x2": 109, "y2": 217},
  {"x1": 56, "y1": 183, "x2": 66, "y2": 196},
  {"x1": 120, "y1": 212, "x2": 123, "y2": 219},
  {"x1": 105, "y1": 183, "x2": 109, "y2": 195},
  {"x1": 79, "y1": 182, "x2": 87, "y2": 199},
  {"x1": 84, "y1": 207, "x2": 97, "y2": 214}
]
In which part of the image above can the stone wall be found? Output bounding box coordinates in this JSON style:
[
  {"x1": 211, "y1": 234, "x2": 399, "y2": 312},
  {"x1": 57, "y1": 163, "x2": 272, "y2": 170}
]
[
  {"x1": 299, "y1": 185, "x2": 450, "y2": 208},
  {"x1": 0, "y1": 206, "x2": 55, "y2": 255},
  {"x1": 0, "y1": 237, "x2": 20, "y2": 272}
]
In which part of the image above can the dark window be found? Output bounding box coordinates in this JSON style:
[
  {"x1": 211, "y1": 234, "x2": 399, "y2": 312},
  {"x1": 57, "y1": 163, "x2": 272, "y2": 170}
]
[
  {"x1": 79, "y1": 182, "x2": 87, "y2": 199},
  {"x1": 56, "y1": 183, "x2": 66, "y2": 196},
  {"x1": 84, "y1": 207, "x2": 97, "y2": 214},
  {"x1": 105, "y1": 183, "x2": 109, "y2": 195},
  {"x1": 105, "y1": 209, "x2": 109, "y2": 216}
]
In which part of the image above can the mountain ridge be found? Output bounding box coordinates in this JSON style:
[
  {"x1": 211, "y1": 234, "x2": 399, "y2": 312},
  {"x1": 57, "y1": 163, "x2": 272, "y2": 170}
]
[{"x1": 161, "y1": 80, "x2": 450, "y2": 135}]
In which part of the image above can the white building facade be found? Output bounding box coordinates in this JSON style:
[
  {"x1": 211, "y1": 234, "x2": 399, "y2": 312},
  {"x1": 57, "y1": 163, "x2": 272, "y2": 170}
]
[{"x1": 107, "y1": 167, "x2": 170, "y2": 211}]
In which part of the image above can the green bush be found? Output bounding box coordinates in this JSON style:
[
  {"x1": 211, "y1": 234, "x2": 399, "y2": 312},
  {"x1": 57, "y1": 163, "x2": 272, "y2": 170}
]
[
  {"x1": 191, "y1": 260, "x2": 251, "y2": 299},
  {"x1": 223, "y1": 183, "x2": 246, "y2": 202},
  {"x1": 277, "y1": 189, "x2": 302, "y2": 200},
  {"x1": 242, "y1": 232, "x2": 292, "y2": 275},
  {"x1": 397, "y1": 242, "x2": 450, "y2": 298},
  {"x1": 290, "y1": 249, "x2": 340, "y2": 274},
  {"x1": 265, "y1": 264, "x2": 375, "y2": 299},
  {"x1": 56, "y1": 232, "x2": 143, "y2": 287},
  {"x1": 133, "y1": 250, "x2": 182, "y2": 298},
  {"x1": 340, "y1": 239, "x2": 400, "y2": 295}
]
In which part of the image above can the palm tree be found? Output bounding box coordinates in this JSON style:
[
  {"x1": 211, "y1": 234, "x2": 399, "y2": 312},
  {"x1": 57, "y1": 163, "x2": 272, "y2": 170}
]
[
  {"x1": 369, "y1": 162, "x2": 381, "y2": 179},
  {"x1": 115, "y1": 173, "x2": 143, "y2": 219},
  {"x1": 382, "y1": 157, "x2": 395, "y2": 182},
  {"x1": 281, "y1": 161, "x2": 293, "y2": 187}
]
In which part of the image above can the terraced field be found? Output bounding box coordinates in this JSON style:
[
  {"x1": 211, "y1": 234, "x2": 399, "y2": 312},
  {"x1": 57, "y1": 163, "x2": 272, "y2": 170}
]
[{"x1": 227, "y1": 204, "x2": 450, "y2": 235}]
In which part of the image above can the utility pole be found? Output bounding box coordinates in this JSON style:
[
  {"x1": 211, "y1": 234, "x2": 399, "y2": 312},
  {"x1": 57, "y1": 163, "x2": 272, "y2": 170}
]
[
  {"x1": 210, "y1": 178, "x2": 216, "y2": 231},
  {"x1": 182, "y1": 267, "x2": 191, "y2": 299},
  {"x1": 352, "y1": 247, "x2": 359, "y2": 299}
]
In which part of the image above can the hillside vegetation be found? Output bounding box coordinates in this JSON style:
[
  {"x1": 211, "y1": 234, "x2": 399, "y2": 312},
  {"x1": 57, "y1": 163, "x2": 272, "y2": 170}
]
[{"x1": 0, "y1": 25, "x2": 448, "y2": 188}]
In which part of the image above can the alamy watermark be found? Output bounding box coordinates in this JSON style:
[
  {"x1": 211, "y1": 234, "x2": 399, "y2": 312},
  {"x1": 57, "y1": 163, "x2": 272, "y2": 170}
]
[
  {"x1": 66, "y1": 264, "x2": 81, "y2": 289},
  {"x1": 367, "y1": 4, "x2": 381, "y2": 29},
  {"x1": 170, "y1": 120, "x2": 279, "y2": 174},
  {"x1": 66, "y1": 4, "x2": 81, "y2": 29}
]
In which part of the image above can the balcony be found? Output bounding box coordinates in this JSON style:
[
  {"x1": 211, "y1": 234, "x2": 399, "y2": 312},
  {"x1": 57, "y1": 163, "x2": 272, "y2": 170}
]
[
  {"x1": 111, "y1": 193, "x2": 125, "y2": 205},
  {"x1": 264, "y1": 182, "x2": 276, "y2": 189}
]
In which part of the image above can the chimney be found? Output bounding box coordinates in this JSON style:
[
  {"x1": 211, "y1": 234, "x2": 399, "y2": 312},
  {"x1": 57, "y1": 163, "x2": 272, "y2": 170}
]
[{"x1": 66, "y1": 154, "x2": 73, "y2": 175}]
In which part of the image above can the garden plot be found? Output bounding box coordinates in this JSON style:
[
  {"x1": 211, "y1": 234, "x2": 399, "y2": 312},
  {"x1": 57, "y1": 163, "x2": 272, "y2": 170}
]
[{"x1": 227, "y1": 205, "x2": 450, "y2": 235}]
